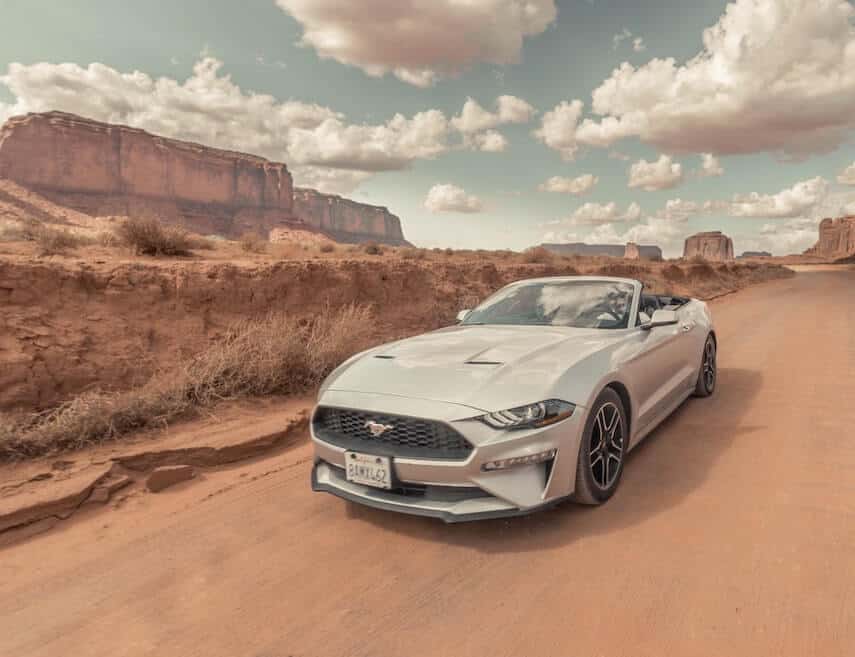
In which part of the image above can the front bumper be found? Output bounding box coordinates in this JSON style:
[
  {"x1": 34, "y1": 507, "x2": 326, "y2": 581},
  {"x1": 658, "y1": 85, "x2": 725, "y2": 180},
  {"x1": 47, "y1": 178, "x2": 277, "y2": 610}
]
[{"x1": 310, "y1": 390, "x2": 586, "y2": 522}]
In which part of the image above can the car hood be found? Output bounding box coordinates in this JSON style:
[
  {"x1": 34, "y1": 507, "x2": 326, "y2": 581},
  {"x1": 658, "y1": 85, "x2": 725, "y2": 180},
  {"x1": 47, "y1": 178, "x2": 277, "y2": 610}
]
[{"x1": 322, "y1": 324, "x2": 626, "y2": 412}]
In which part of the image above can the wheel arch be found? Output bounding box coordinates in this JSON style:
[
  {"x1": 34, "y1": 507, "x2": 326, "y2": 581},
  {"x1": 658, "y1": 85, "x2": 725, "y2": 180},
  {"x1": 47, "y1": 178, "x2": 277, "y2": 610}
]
[{"x1": 603, "y1": 380, "x2": 632, "y2": 440}]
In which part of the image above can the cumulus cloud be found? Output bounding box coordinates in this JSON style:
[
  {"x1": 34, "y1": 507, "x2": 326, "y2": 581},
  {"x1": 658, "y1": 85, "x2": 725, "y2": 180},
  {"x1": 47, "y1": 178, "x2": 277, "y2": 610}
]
[
  {"x1": 424, "y1": 183, "x2": 484, "y2": 213},
  {"x1": 628, "y1": 154, "x2": 683, "y2": 191},
  {"x1": 573, "y1": 0, "x2": 855, "y2": 158},
  {"x1": 561, "y1": 201, "x2": 642, "y2": 226},
  {"x1": 838, "y1": 162, "x2": 855, "y2": 186},
  {"x1": 276, "y1": 0, "x2": 557, "y2": 86},
  {"x1": 537, "y1": 173, "x2": 598, "y2": 195},
  {"x1": 0, "y1": 58, "x2": 520, "y2": 194},
  {"x1": 532, "y1": 100, "x2": 584, "y2": 161},
  {"x1": 698, "y1": 153, "x2": 723, "y2": 177},
  {"x1": 725, "y1": 176, "x2": 828, "y2": 218},
  {"x1": 451, "y1": 95, "x2": 535, "y2": 151},
  {"x1": 656, "y1": 198, "x2": 708, "y2": 221}
]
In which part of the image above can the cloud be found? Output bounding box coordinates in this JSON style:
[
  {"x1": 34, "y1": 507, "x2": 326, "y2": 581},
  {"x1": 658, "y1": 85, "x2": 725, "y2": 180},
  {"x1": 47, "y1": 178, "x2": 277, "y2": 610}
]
[
  {"x1": 838, "y1": 162, "x2": 855, "y2": 185},
  {"x1": 628, "y1": 154, "x2": 683, "y2": 191},
  {"x1": 574, "y1": 0, "x2": 855, "y2": 158},
  {"x1": 725, "y1": 176, "x2": 828, "y2": 218},
  {"x1": 532, "y1": 99, "x2": 584, "y2": 161},
  {"x1": 0, "y1": 58, "x2": 518, "y2": 194},
  {"x1": 561, "y1": 201, "x2": 642, "y2": 226},
  {"x1": 656, "y1": 198, "x2": 707, "y2": 221},
  {"x1": 424, "y1": 183, "x2": 484, "y2": 213},
  {"x1": 538, "y1": 174, "x2": 598, "y2": 195},
  {"x1": 698, "y1": 153, "x2": 723, "y2": 177},
  {"x1": 276, "y1": 0, "x2": 557, "y2": 86},
  {"x1": 451, "y1": 95, "x2": 535, "y2": 151},
  {"x1": 613, "y1": 29, "x2": 646, "y2": 52}
]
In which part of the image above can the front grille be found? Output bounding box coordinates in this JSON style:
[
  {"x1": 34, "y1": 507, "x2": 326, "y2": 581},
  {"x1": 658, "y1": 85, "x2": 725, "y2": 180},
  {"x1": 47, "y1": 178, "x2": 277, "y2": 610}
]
[{"x1": 313, "y1": 406, "x2": 474, "y2": 460}]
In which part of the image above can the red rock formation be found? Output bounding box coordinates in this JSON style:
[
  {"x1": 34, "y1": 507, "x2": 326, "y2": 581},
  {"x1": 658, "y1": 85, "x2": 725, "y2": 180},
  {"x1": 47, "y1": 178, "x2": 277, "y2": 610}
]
[
  {"x1": 624, "y1": 242, "x2": 640, "y2": 259},
  {"x1": 683, "y1": 231, "x2": 734, "y2": 262},
  {"x1": 804, "y1": 217, "x2": 855, "y2": 260},
  {"x1": 0, "y1": 112, "x2": 294, "y2": 237},
  {"x1": 0, "y1": 112, "x2": 409, "y2": 244},
  {"x1": 293, "y1": 188, "x2": 408, "y2": 245}
]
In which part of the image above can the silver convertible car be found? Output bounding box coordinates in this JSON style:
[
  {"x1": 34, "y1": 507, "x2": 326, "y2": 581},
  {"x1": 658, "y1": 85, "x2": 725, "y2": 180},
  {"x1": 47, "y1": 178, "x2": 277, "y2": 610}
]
[{"x1": 311, "y1": 276, "x2": 717, "y2": 522}]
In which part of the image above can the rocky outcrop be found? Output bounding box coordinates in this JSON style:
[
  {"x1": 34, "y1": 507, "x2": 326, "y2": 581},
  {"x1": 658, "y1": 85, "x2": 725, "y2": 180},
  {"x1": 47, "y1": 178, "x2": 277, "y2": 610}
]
[
  {"x1": 0, "y1": 112, "x2": 294, "y2": 238},
  {"x1": 804, "y1": 217, "x2": 855, "y2": 260},
  {"x1": 293, "y1": 188, "x2": 408, "y2": 245},
  {"x1": 683, "y1": 231, "x2": 734, "y2": 262},
  {"x1": 0, "y1": 112, "x2": 410, "y2": 245},
  {"x1": 542, "y1": 242, "x2": 663, "y2": 260}
]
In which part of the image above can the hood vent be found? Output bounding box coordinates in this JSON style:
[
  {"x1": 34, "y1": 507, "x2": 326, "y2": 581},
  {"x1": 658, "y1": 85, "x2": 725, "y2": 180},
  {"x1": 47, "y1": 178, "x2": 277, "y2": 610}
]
[{"x1": 464, "y1": 360, "x2": 503, "y2": 366}]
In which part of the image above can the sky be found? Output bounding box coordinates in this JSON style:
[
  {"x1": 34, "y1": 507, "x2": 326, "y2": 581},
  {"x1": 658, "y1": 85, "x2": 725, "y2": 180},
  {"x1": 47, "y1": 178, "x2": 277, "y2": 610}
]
[{"x1": 1, "y1": 0, "x2": 854, "y2": 256}]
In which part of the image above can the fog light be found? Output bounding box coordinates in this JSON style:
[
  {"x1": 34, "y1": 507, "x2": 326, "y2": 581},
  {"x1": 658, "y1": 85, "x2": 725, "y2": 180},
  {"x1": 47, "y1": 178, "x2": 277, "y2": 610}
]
[{"x1": 481, "y1": 449, "x2": 557, "y2": 472}]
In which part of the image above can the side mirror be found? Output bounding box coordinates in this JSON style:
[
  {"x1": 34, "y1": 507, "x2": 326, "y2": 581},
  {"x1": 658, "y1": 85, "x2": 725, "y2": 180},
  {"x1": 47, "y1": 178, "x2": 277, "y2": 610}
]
[
  {"x1": 456, "y1": 309, "x2": 471, "y2": 322},
  {"x1": 641, "y1": 309, "x2": 678, "y2": 331}
]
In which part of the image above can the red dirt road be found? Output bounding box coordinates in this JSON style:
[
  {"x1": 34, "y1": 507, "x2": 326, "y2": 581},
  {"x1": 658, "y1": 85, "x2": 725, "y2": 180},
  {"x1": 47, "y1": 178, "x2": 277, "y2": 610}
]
[{"x1": 1, "y1": 267, "x2": 854, "y2": 657}]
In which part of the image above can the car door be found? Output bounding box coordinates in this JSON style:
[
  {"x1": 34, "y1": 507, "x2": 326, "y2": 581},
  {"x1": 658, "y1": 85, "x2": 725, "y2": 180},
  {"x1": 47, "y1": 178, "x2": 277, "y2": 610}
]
[{"x1": 623, "y1": 289, "x2": 695, "y2": 439}]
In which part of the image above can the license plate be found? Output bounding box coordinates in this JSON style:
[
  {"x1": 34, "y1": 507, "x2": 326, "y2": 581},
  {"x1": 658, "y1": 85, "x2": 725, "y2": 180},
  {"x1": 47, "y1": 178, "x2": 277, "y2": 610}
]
[{"x1": 345, "y1": 451, "x2": 392, "y2": 489}]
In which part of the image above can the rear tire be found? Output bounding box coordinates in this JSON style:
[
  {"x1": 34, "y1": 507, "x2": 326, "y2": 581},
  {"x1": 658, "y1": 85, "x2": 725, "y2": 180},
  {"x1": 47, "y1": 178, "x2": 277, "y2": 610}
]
[
  {"x1": 573, "y1": 388, "x2": 627, "y2": 505},
  {"x1": 693, "y1": 334, "x2": 717, "y2": 398}
]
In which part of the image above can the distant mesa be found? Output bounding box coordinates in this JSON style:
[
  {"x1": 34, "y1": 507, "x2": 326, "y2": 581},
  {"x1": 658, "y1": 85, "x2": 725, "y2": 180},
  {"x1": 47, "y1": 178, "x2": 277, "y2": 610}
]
[
  {"x1": 542, "y1": 242, "x2": 663, "y2": 260},
  {"x1": 804, "y1": 216, "x2": 855, "y2": 261},
  {"x1": 0, "y1": 111, "x2": 409, "y2": 246},
  {"x1": 738, "y1": 251, "x2": 772, "y2": 258},
  {"x1": 683, "y1": 231, "x2": 734, "y2": 262}
]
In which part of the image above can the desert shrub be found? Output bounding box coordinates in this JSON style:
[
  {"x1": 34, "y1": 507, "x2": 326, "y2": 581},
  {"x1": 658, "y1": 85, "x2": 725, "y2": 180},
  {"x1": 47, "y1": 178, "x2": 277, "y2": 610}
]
[
  {"x1": 688, "y1": 254, "x2": 708, "y2": 264},
  {"x1": 319, "y1": 242, "x2": 336, "y2": 253},
  {"x1": 0, "y1": 304, "x2": 373, "y2": 461},
  {"x1": 401, "y1": 248, "x2": 427, "y2": 260},
  {"x1": 363, "y1": 242, "x2": 383, "y2": 255},
  {"x1": 32, "y1": 226, "x2": 90, "y2": 255},
  {"x1": 521, "y1": 246, "x2": 554, "y2": 264},
  {"x1": 116, "y1": 217, "x2": 194, "y2": 256},
  {"x1": 444, "y1": 247, "x2": 454, "y2": 256},
  {"x1": 239, "y1": 232, "x2": 268, "y2": 254},
  {"x1": 596, "y1": 262, "x2": 648, "y2": 278},
  {"x1": 662, "y1": 264, "x2": 685, "y2": 282}
]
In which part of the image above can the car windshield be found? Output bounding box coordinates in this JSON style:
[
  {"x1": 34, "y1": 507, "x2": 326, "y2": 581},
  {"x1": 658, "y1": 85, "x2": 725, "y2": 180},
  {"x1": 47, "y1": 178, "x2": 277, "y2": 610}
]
[{"x1": 461, "y1": 280, "x2": 635, "y2": 329}]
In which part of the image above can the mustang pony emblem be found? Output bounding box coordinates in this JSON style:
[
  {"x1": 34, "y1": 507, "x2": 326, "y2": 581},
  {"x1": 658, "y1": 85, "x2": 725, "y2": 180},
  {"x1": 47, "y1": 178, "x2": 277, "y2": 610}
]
[{"x1": 364, "y1": 420, "x2": 395, "y2": 437}]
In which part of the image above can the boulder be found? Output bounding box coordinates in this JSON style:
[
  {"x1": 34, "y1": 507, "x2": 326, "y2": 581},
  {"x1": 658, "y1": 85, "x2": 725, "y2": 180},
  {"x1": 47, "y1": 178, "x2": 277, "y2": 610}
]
[
  {"x1": 683, "y1": 231, "x2": 734, "y2": 262},
  {"x1": 804, "y1": 217, "x2": 855, "y2": 260}
]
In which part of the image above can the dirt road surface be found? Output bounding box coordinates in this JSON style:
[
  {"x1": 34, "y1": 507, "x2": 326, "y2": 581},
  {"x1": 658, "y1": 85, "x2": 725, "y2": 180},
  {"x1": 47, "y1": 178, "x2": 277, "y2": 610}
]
[{"x1": 2, "y1": 267, "x2": 854, "y2": 657}]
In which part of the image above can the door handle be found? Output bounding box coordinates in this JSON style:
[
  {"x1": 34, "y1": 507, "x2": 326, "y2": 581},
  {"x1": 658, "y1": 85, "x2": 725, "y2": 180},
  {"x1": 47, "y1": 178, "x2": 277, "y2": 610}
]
[{"x1": 681, "y1": 323, "x2": 693, "y2": 332}]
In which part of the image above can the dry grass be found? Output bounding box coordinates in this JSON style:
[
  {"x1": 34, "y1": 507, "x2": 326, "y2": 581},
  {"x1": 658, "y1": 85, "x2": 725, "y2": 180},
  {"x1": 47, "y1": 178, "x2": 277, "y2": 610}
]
[
  {"x1": 0, "y1": 304, "x2": 373, "y2": 461},
  {"x1": 363, "y1": 242, "x2": 384, "y2": 255},
  {"x1": 239, "y1": 232, "x2": 268, "y2": 254},
  {"x1": 521, "y1": 246, "x2": 555, "y2": 264},
  {"x1": 115, "y1": 216, "x2": 207, "y2": 256},
  {"x1": 0, "y1": 219, "x2": 94, "y2": 255}
]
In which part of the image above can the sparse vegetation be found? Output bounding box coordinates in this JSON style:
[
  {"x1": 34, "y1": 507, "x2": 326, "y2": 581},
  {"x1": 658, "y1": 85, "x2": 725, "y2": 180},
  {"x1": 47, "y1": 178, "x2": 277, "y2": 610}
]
[
  {"x1": 363, "y1": 241, "x2": 383, "y2": 255},
  {"x1": 0, "y1": 304, "x2": 373, "y2": 460},
  {"x1": 239, "y1": 232, "x2": 268, "y2": 254},
  {"x1": 115, "y1": 216, "x2": 199, "y2": 256},
  {"x1": 319, "y1": 242, "x2": 336, "y2": 253},
  {"x1": 521, "y1": 246, "x2": 555, "y2": 264},
  {"x1": 0, "y1": 219, "x2": 93, "y2": 255}
]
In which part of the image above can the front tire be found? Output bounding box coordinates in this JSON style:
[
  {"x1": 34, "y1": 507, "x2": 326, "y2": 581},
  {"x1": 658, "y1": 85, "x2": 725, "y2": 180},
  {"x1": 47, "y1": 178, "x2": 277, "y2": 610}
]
[
  {"x1": 573, "y1": 388, "x2": 627, "y2": 505},
  {"x1": 693, "y1": 334, "x2": 717, "y2": 397}
]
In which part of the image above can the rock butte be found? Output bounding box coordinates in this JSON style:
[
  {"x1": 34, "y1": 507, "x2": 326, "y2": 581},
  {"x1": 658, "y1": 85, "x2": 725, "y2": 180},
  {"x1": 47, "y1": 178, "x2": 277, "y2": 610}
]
[
  {"x1": 0, "y1": 111, "x2": 408, "y2": 245},
  {"x1": 683, "y1": 231, "x2": 734, "y2": 262},
  {"x1": 542, "y1": 242, "x2": 663, "y2": 260},
  {"x1": 804, "y1": 217, "x2": 855, "y2": 260}
]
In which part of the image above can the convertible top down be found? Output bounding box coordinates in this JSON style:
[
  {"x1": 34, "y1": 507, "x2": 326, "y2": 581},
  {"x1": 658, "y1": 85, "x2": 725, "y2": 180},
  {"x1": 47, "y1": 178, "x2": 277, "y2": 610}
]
[{"x1": 311, "y1": 276, "x2": 717, "y2": 522}]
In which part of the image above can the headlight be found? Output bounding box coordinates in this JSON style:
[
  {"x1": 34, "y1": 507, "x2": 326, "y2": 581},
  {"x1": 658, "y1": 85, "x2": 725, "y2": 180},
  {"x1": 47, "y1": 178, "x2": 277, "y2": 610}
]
[{"x1": 477, "y1": 399, "x2": 575, "y2": 430}]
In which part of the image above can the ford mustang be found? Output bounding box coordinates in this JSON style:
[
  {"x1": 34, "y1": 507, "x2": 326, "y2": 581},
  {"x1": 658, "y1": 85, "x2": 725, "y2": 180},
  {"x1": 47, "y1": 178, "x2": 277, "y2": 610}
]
[{"x1": 311, "y1": 276, "x2": 717, "y2": 522}]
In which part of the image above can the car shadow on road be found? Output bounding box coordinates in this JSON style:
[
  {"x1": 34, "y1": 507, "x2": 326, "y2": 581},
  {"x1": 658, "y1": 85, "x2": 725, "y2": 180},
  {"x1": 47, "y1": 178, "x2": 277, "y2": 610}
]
[{"x1": 345, "y1": 367, "x2": 763, "y2": 553}]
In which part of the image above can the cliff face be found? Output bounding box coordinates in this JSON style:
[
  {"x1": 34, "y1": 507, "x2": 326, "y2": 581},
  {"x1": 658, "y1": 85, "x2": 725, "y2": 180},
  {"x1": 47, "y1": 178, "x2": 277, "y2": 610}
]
[
  {"x1": 804, "y1": 217, "x2": 855, "y2": 260},
  {"x1": 683, "y1": 231, "x2": 734, "y2": 262},
  {"x1": 293, "y1": 188, "x2": 407, "y2": 245},
  {"x1": 0, "y1": 112, "x2": 410, "y2": 245},
  {"x1": 0, "y1": 112, "x2": 295, "y2": 238},
  {"x1": 542, "y1": 242, "x2": 663, "y2": 260}
]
